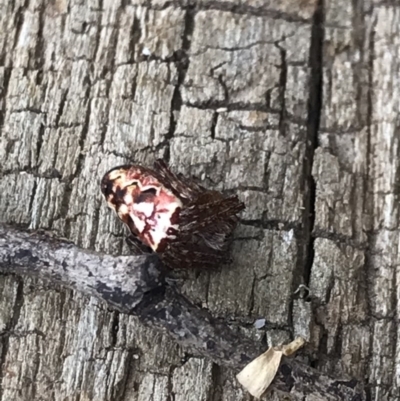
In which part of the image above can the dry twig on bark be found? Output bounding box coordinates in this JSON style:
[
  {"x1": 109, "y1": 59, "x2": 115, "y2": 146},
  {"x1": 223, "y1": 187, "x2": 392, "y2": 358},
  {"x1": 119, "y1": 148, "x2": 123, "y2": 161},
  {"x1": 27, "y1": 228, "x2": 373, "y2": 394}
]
[{"x1": 0, "y1": 225, "x2": 365, "y2": 401}]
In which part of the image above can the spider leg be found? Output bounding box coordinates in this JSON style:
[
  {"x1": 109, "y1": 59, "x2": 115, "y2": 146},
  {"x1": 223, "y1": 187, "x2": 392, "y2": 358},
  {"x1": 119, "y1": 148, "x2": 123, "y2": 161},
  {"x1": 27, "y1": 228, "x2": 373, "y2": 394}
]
[
  {"x1": 177, "y1": 195, "x2": 244, "y2": 251},
  {"x1": 161, "y1": 240, "x2": 231, "y2": 270},
  {"x1": 125, "y1": 234, "x2": 152, "y2": 255},
  {"x1": 153, "y1": 159, "x2": 204, "y2": 201}
]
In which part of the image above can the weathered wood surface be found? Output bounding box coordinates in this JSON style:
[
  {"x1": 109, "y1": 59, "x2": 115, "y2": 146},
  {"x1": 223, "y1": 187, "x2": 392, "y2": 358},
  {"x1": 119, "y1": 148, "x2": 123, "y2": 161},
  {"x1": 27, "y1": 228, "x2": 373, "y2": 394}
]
[{"x1": 0, "y1": 0, "x2": 397, "y2": 400}]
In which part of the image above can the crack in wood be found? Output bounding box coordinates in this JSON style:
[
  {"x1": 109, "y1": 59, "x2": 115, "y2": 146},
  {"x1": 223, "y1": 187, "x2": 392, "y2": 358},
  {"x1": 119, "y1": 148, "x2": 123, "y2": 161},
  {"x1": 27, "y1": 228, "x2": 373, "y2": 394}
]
[{"x1": 0, "y1": 276, "x2": 24, "y2": 401}]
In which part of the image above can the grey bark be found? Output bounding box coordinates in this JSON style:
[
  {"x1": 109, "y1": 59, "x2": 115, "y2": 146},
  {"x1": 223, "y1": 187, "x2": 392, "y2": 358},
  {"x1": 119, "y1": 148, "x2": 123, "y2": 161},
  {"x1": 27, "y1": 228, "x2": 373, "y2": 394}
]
[{"x1": 0, "y1": 0, "x2": 397, "y2": 400}]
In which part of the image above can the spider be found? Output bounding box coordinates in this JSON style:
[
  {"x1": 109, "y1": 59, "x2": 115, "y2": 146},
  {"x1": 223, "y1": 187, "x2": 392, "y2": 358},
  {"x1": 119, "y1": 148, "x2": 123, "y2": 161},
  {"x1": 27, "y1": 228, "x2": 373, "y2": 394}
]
[{"x1": 101, "y1": 160, "x2": 244, "y2": 269}]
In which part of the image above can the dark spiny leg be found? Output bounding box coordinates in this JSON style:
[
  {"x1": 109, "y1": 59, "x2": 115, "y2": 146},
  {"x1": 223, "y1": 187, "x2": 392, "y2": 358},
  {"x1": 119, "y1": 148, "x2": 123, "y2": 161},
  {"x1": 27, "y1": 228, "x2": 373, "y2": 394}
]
[
  {"x1": 153, "y1": 159, "x2": 204, "y2": 200},
  {"x1": 180, "y1": 196, "x2": 244, "y2": 232},
  {"x1": 125, "y1": 234, "x2": 152, "y2": 255},
  {"x1": 162, "y1": 246, "x2": 231, "y2": 270}
]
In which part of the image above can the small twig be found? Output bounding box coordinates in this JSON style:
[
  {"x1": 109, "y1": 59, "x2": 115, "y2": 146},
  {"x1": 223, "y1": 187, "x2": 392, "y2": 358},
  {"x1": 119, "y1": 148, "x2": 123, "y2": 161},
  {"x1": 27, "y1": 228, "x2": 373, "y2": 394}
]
[
  {"x1": 0, "y1": 225, "x2": 365, "y2": 400},
  {"x1": 0, "y1": 225, "x2": 164, "y2": 311}
]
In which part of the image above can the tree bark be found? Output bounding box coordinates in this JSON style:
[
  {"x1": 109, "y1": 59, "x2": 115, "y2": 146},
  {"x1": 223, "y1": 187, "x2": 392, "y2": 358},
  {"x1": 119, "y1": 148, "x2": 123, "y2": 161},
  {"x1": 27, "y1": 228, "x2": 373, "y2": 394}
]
[{"x1": 0, "y1": 0, "x2": 397, "y2": 400}]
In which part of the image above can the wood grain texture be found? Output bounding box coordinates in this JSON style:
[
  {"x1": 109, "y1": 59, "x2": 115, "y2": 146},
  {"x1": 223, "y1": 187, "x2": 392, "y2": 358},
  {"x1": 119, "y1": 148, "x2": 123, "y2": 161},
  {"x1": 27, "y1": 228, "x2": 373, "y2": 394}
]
[{"x1": 0, "y1": 0, "x2": 396, "y2": 400}]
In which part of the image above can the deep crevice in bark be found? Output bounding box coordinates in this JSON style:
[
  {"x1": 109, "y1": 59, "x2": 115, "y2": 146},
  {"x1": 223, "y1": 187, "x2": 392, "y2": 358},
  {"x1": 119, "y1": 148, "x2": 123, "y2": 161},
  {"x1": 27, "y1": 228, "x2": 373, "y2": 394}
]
[
  {"x1": 165, "y1": 6, "x2": 195, "y2": 163},
  {"x1": 89, "y1": 201, "x2": 101, "y2": 249},
  {"x1": 210, "y1": 111, "x2": 218, "y2": 140},
  {"x1": 27, "y1": 177, "x2": 38, "y2": 219},
  {"x1": 0, "y1": 277, "x2": 24, "y2": 401},
  {"x1": 303, "y1": 0, "x2": 324, "y2": 287},
  {"x1": 210, "y1": 363, "x2": 221, "y2": 401},
  {"x1": 74, "y1": 98, "x2": 92, "y2": 180},
  {"x1": 364, "y1": 12, "x2": 376, "y2": 401},
  {"x1": 129, "y1": 16, "x2": 142, "y2": 64},
  {"x1": 33, "y1": 5, "x2": 45, "y2": 71},
  {"x1": 110, "y1": 310, "x2": 120, "y2": 348},
  {"x1": 277, "y1": 45, "x2": 287, "y2": 138},
  {"x1": 54, "y1": 89, "x2": 68, "y2": 128},
  {"x1": 0, "y1": 67, "x2": 11, "y2": 131},
  {"x1": 35, "y1": 121, "x2": 45, "y2": 169}
]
